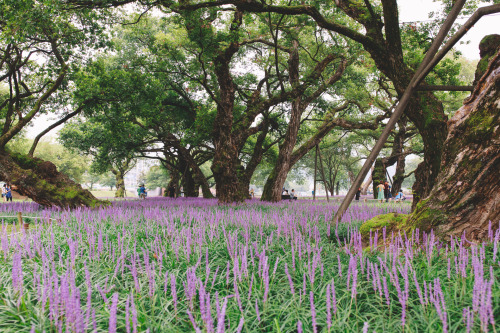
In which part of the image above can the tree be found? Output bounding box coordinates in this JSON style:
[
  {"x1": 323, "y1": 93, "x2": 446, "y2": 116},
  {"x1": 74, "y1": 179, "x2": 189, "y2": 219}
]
[
  {"x1": 406, "y1": 36, "x2": 500, "y2": 240},
  {"x1": 145, "y1": 165, "x2": 170, "y2": 190},
  {"x1": 0, "y1": 0, "x2": 107, "y2": 207},
  {"x1": 83, "y1": 170, "x2": 102, "y2": 191},
  {"x1": 99, "y1": 172, "x2": 116, "y2": 192},
  {"x1": 60, "y1": 119, "x2": 138, "y2": 198}
]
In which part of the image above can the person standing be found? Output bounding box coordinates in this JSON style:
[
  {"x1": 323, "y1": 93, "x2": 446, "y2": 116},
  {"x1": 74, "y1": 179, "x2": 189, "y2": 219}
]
[
  {"x1": 383, "y1": 181, "x2": 390, "y2": 202},
  {"x1": 377, "y1": 182, "x2": 385, "y2": 203},
  {"x1": 139, "y1": 184, "x2": 147, "y2": 199},
  {"x1": 5, "y1": 185, "x2": 13, "y2": 202},
  {"x1": 1, "y1": 184, "x2": 6, "y2": 202},
  {"x1": 355, "y1": 187, "x2": 361, "y2": 201}
]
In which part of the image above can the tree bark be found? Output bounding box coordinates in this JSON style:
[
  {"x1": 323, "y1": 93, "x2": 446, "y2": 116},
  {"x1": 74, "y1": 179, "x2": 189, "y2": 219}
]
[
  {"x1": 209, "y1": 11, "x2": 246, "y2": 203},
  {"x1": 391, "y1": 119, "x2": 407, "y2": 195},
  {"x1": 407, "y1": 49, "x2": 500, "y2": 240},
  {"x1": 261, "y1": 40, "x2": 302, "y2": 202},
  {"x1": 111, "y1": 169, "x2": 126, "y2": 198},
  {"x1": 372, "y1": 158, "x2": 387, "y2": 199},
  {"x1": 181, "y1": 167, "x2": 198, "y2": 197},
  {"x1": 260, "y1": 58, "x2": 348, "y2": 202},
  {"x1": 0, "y1": 150, "x2": 102, "y2": 208}
]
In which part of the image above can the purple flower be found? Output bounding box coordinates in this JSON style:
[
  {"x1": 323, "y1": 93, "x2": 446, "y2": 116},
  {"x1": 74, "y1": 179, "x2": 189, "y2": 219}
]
[
  {"x1": 285, "y1": 263, "x2": 295, "y2": 295},
  {"x1": 310, "y1": 291, "x2": 317, "y2": 333},
  {"x1": 108, "y1": 293, "x2": 119, "y2": 333}
]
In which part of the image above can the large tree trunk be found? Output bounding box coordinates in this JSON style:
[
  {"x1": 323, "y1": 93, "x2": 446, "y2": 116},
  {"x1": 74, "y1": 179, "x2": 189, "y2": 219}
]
[
  {"x1": 211, "y1": 46, "x2": 244, "y2": 203},
  {"x1": 407, "y1": 47, "x2": 500, "y2": 240},
  {"x1": 181, "y1": 167, "x2": 198, "y2": 197},
  {"x1": 0, "y1": 150, "x2": 101, "y2": 207}
]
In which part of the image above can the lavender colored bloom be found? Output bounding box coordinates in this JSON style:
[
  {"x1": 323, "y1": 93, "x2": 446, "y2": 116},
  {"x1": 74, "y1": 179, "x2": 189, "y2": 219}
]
[
  {"x1": 216, "y1": 297, "x2": 228, "y2": 333},
  {"x1": 236, "y1": 317, "x2": 244, "y2": 333},
  {"x1": 297, "y1": 320, "x2": 303, "y2": 333},
  {"x1": 310, "y1": 291, "x2": 317, "y2": 333},
  {"x1": 326, "y1": 284, "x2": 332, "y2": 330},
  {"x1": 187, "y1": 309, "x2": 202, "y2": 333},
  {"x1": 108, "y1": 293, "x2": 119, "y2": 333},
  {"x1": 255, "y1": 299, "x2": 261, "y2": 322},
  {"x1": 171, "y1": 274, "x2": 178, "y2": 312}
]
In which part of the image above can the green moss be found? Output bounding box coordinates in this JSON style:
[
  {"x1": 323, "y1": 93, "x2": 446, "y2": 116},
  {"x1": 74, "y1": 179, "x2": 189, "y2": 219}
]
[
  {"x1": 359, "y1": 213, "x2": 409, "y2": 238},
  {"x1": 408, "y1": 205, "x2": 448, "y2": 230},
  {"x1": 10, "y1": 152, "x2": 43, "y2": 170}
]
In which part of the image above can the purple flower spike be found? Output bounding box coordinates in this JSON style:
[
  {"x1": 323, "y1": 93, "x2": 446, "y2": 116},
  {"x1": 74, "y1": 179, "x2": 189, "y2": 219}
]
[{"x1": 108, "y1": 293, "x2": 119, "y2": 333}]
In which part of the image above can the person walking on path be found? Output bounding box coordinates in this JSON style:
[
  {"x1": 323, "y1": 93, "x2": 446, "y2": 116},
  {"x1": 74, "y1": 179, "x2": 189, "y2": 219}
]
[{"x1": 377, "y1": 182, "x2": 385, "y2": 203}]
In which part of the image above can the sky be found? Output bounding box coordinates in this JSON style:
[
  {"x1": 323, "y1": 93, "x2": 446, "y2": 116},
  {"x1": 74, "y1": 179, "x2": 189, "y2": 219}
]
[{"x1": 26, "y1": 0, "x2": 499, "y2": 139}]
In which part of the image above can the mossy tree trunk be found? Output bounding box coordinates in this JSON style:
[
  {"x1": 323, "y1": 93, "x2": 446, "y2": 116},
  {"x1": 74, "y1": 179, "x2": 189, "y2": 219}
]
[
  {"x1": 0, "y1": 150, "x2": 101, "y2": 208},
  {"x1": 407, "y1": 49, "x2": 500, "y2": 240},
  {"x1": 372, "y1": 158, "x2": 387, "y2": 199},
  {"x1": 110, "y1": 158, "x2": 132, "y2": 198},
  {"x1": 109, "y1": 167, "x2": 126, "y2": 198}
]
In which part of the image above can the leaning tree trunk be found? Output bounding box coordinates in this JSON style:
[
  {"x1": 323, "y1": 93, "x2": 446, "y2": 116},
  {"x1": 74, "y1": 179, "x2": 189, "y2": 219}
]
[
  {"x1": 407, "y1": 47, "x2": 500, "y2": 241},
  {"x1": 0, "y1": 150, "x2": 101, "y2": 207}
]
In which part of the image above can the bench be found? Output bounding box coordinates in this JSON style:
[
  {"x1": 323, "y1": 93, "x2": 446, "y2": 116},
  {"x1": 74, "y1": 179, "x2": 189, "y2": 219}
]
[{"x1": 281, "y1": 194, "x2": 297, "y2": 200}]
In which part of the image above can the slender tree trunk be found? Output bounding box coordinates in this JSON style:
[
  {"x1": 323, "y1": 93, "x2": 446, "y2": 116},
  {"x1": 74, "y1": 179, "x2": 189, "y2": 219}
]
[
  {"x1": 391, "y1": 119, "x2": 407, "y2": 195},
  {"x1": 261, "y1": 40, "x2": 302, "y2": 202},
  {"x1": 408, "y1": 48, "x2": 500, "y2": 240},
  {"x1": 237, "y1": 125, "x2": 270, "y2": 199},
  {"x1": 0, "y1": 150, "x2": 101, "y2": 207}
]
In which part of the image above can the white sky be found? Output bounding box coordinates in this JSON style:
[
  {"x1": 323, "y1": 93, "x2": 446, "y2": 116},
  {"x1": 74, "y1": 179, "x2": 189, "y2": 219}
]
[{"x1": 26, "y1": 0, "x2": 499, "y2": 138}]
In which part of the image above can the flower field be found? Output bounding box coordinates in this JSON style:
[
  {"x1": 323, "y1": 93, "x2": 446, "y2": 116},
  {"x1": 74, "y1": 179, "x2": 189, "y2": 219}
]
[{"x1": 0, "y1": 198, "x2": 498, "y2": 332}]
